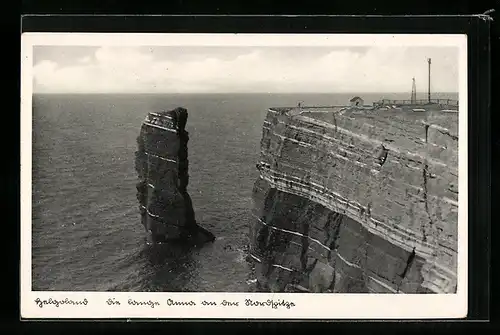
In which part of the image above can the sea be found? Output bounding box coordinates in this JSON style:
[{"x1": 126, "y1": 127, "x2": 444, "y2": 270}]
[{"x1": 31, "y1": 92, "x2": 458, "y2": 292}]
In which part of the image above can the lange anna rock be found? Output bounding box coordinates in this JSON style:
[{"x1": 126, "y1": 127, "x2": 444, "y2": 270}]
[{"x1": 135, "y1": 107, "x2": 215, "y2": 245}]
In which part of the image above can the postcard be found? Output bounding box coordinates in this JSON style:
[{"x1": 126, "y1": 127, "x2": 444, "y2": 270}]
[{"x1": 21, "y1": 32, "x2": 468, "y2": 319}]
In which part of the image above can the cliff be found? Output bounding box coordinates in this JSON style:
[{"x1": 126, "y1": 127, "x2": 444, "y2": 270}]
[
  {"x1": 135, "y1": 107, "x2": 215, "y2": 245},
  {"x1": 249, "y1": 105, "x2": 458, "y2": 294}
]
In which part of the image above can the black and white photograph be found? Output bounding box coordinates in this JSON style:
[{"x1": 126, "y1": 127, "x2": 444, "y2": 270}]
[{"x1": 21, "y1": 33, "x2": 468, "y2": 319}]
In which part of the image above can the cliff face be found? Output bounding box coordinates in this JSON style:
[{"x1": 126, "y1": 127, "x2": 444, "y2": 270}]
[
  {"x1": 135, "y1": 107, "x2": 215, "y2": 245},
  {"x1": 250, "y1": 106, "x2": 458, "y2": 294}
]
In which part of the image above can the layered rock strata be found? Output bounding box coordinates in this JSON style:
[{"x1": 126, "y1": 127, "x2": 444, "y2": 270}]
[
  {"x1": 249, "y1": 106, "x2": 458, "y2": 293},
  {"x1": 135, "y1": 107, "x2": 215, "y2": 245}
]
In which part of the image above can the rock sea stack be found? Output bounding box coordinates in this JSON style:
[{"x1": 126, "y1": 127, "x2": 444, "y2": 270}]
[{"x1": 135, "y1": 107, "x2": 215, "y2": 245}]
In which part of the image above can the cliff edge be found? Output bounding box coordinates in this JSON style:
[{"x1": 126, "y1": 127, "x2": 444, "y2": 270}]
[
  {"x1": 249, "y1": 105, "x2": 458, "y2": 293},
  {"x1": 135, "y1": 107, "x2": 215, "y2": 245}
]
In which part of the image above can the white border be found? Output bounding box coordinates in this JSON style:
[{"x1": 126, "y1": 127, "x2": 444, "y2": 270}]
[{"x1": 20, "y1": 33, "x2": 468, "y2": 319}]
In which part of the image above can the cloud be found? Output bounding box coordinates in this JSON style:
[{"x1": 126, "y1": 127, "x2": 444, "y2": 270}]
[{"x1": 32, "y1": 46, "x2": 459, "y2": 93}]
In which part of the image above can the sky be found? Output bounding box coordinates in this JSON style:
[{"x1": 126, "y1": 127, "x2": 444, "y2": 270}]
[{"x1": 32, "y1": 45, "x2": 459, "y2": 94}]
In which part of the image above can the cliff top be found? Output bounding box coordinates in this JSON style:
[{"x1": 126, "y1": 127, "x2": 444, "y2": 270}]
[
  {"x1": 268, "y1": 105, "x2": 459, "y2": 171},
  {"x1": 270, "y1": 105, "x2": 458, "y2": 134}
]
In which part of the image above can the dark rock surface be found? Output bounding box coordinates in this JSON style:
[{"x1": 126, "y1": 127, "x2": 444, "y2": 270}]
[{"x1": 135, "y1": 107, "x2": 215, "y2": 245}]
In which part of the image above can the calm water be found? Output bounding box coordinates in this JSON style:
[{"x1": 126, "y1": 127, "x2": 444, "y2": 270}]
[{"x1": 31, "y1": 92, "x2": 457, "y2": 292}]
